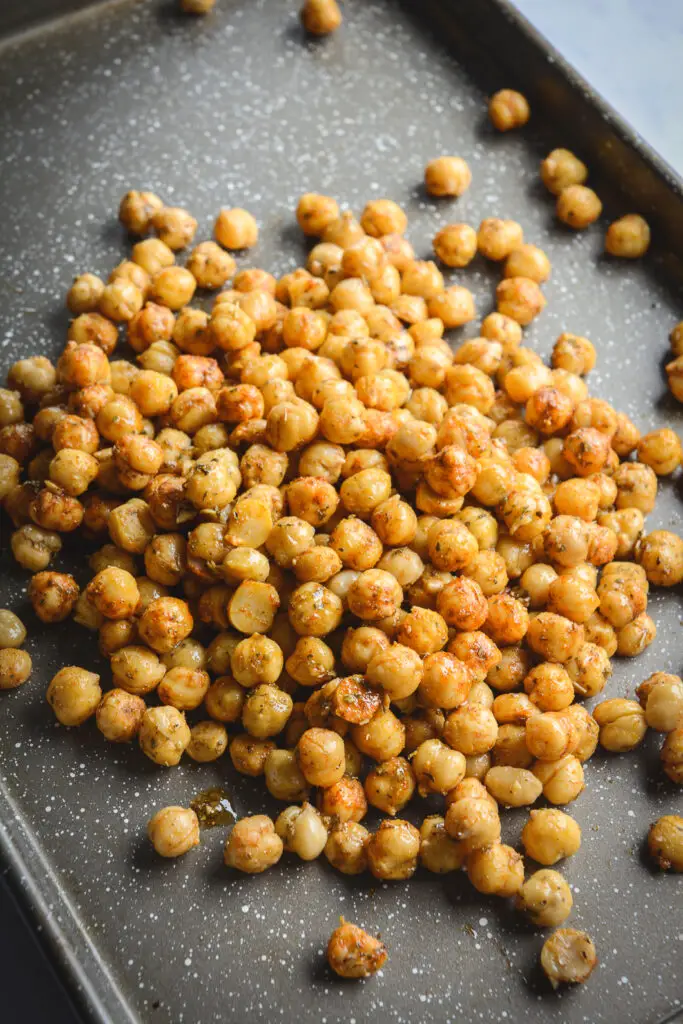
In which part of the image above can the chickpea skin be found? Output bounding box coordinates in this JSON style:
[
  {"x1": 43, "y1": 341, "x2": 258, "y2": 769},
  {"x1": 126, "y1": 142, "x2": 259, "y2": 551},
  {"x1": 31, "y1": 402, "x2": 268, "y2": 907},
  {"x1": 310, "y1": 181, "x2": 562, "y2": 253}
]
[{"x1": 148, "y1": 806, "x2": 199, "y2": 858}]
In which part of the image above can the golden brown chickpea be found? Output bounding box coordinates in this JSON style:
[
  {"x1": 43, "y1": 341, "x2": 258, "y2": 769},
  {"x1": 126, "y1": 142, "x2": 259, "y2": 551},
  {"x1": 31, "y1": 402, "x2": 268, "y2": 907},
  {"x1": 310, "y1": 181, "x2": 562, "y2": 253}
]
[
  {"x1": 467, "y1": 843, "x2": 524, "y2": 897},
  {"x1": 394, "y1": 605, "x2": 447, "y2": 656},
  {"x1": 541, "y1": 929, "x2": 597, "y2": 988},
  {"x1": 326, "y1": 919, "x2": 387, "y2": 979},
  {"x1": 351, "y1": 707, "x2": 405, "y2": 761},
  {"x1": 424, "y1": 155, "x2": 472, "y2": 197},
  {"x1": 95, "y1": 688, "x2": 145, "y2": 743},
  {"x1": 615, "y1": 612, "x2": 656, "y2": 657},
  {"x1": 119, "y1": 190, "x2": 164, "y2": 235},
  {"x1": 366, "y1": 819, "x2": 420, "y2": 881},
  {"x1": 540, "y1": 148, "x2": 588, "y2": 195},
  {"x1": 0, "y1": 453, "x2": 20, "y2": 500},
  {"x1": 516, "y1": 869, "x2": 573, "y2": 927},
  {"x1": 648, "y1": 815, "x2": 683, "y2": 871},
  {"x1": 484, "y1": 765, "x2": 543, "y2": 806},
  {"x1": 444, "y1": 703, "x2": 498, "y2": 756},
  {"x1": 637, "y1": 428, "x2": 682, "y2": 475},
  {"x1": 503, "y1": 244, "x2": 551, "y2": 283},
  {"x1": 46, "y1": 666, "x2": 101, "y2": 726},
  {"x1": 365, "y1": 756, "x2": 416, "y2": 815},
  {"x1": 412, "y1": 739, "x2": 466, "y2": 796},
  {"x1": 556, "y1": 185, "x2": 602, "y2": 229},
  {"x1": 433, "y1": 222, "x2": 477, "y2": 268},
  {"x1": 526, "y1": 612, "x2": 585, "y2": 664},
  {"x1": 323, "y1": 821, "x2": 369, "y2": 875},
  {"x1": 0, "y1": 611, "x2": 26, "y2": 650},
  {"x1": 27, "y1": 571, "x2": 78, "y2": 624},
  {"x1": 605, "y1": 214, "x2": 650, "y2": 258},
  {"x1": 533, "y1": 754, "x2": 584, "y2": 805},
  {"x1": 67, "y1": 272, "x2": 105, "y2": 314},
  {"x1": 521, "y1": 808, "x2": 581, "y2": 865},
  {"x1": 634, "y1": 530, "x2": 683, "y2": 587},
  {"x1": 317, "y1": 775, "x2": 367, "y2": 823},
  {"x1": 98, "y1": 278, "x2": 143, "y2": 323},
  {"x1": 0, "y1": 388, "x2": 23, "y2": 428},
  {"x1": 185, "y1": 240, "x2": 235, "y2": 289},
  {"x1": 224, "y1": 815, "x2": 283, "y2": 873},
  {"x1": 0, "y1": 649, "x2": 32, "y2": 690},
  {"x1": 445, "y1": 795, "x2": 501, "y2": 853},
  {"x1": 593, "y1": 698, "x2": 647, "y2": 753},
  {"x1": 241, "y1": 684, "x2": 293, "y2": 739},
  {"x1": 488, "y1": 88, "x2": 529, "y2": 130},
  {"x1": 346, "y1": 569, "x2": 402, "y2": 623},
  {"x1": 642, "y1": 678, "x2": 683, "y2": 733},
  {"x1": 148, "y1": 266, "x2": 196, "y2": 310},
  {"x1": 419, "y1": 815, "x2": 466, "y2": 874},
  {"x1": 150, "y1": 206, "x2": 196, "y2": 251},
  {"x1": 496, "y1": 276, "x2": 546, "y2": 325}
]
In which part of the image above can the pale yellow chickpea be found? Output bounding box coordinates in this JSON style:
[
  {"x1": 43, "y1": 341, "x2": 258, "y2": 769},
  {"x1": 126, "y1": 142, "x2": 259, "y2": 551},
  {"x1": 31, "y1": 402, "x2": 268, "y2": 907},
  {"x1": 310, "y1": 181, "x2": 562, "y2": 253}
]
[
  {"x1": 0, "y1": 388, "x2": 23, "y2": 428},
  {"x1": 541, "y1": 929, "x2": 597, "y2": 988},
  {"x1": 419, "y1": 815, "x2": 465, "y2": 874},
  {"x1": 467, "y1": 843, "x2": 524, "y2": 897},
  {"x1": 0, "y1": 610, "x2": 26, "y2": 649},
  {"x1": 605, "y1": 213, "x2": 650, "y2": 258},
  {"x1": 240, "y1": 684, "x2": 292, "y2": 739},
  {"x1": 593, "y1": 698, "x2": 647, "y2": 752},
  {"x1": 516, "y1": 869, "x2": 573, "y2": 927},
  {"x1": 443, "y1": 704, "x2": 498, "y2": 756},
  {"x1": 445, "y1": 795, "x2": 501, "y2": 853},
  {"x1": 148, "y1": 806, "x2": 199, "y2": 858},
  {"x1": 503, "y1": 244, "x2": 551, "y2": 283},
  {"x1": 351, "y1": 708, "x2": 405, "y2": 761},
  {"x1": 0, "y1": 649, "x2": 32, "y2": 690},
  {"x1": 643, "y1": 678, "x2": 683, "y2": 733},
  {"x1": 520, "y1": 563, "x2": 557, "y2": 609},
  {"x1": 10, "y1": 523, "x2": 61, "y2": 571},
  {"x1": 224, "y1": 815, "x2": 283, "y2": 873},
  {"x1": 202, "y1": 677, "x2": 243, "y2": 725},
  {"x1": 364, "y1": 756, "x2": 416, "y2": 815},
  {"x1": 488, "y1": 88, "x2": 529, "y2": 130},
  {"x1": 424, "y1": 156, "x2": 472, "y2": 197},
  {"x1": 556, "y1": 185, "x2": 602, "y2": 228},
  {"x1": 46, "y1": 666, "x2": 102, "y2": 726},
  {"x1": 540, "y1": 149, "x2": 587, "y2": 195},
  {"x1": 411, "y1": 739, "x2": 466, "y2": 796},
  {"x1": 367, "y1": 819, "x2": 420, "y2": 881},
  {"x1": 521, "y1": 808, "x2": 581, "y2": 865},
  {"x1": 533, "y1": 754, "x2": 584, "y2": 805},
  {"x1": 547, "y1": 575, "x2": 599, "y2": 625},
  {"x1": 324, "y1": 821, "x2": 369, "y2": 875},
  {"x1": 484, "y1": 765, "x2": 542, "y2": 807},
  {"x1": 95, "y1": 688, "x2": 145, "y2": 743}
]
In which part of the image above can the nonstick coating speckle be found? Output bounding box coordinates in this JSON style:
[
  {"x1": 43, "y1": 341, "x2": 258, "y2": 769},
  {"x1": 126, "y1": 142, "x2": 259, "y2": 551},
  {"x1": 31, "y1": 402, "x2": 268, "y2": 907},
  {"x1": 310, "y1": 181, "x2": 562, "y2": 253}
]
[{"x1": 0, "y1": 1, "x2": 682, "y2": 1023}]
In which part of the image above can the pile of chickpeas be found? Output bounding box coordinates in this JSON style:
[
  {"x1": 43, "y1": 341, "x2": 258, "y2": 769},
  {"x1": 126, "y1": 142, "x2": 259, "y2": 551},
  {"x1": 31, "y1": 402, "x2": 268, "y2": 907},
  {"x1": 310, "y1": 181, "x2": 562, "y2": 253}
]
[{"x1": 0, "y1": 122, "x2": 682, "y2": 990}]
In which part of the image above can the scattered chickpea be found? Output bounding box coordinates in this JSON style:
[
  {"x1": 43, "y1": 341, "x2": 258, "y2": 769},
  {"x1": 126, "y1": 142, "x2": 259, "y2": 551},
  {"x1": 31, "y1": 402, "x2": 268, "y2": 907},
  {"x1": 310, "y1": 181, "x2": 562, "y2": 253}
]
[
  {"x1": 540, "y1": 929, "x2": 597, "y2": 988},
  {"x1": 327, "y1": 920, "x2": 387, "y2": 979},
  {"x1": 605, "y1": 214, "x2": 650, "y2": 258},
  {"x1": 556, "y1": 185, "x2": 602, "y2": 229},
  {"x1": 0, "y1": 610, "x2": 27, "y2": 649},
  {"x1": 224, "y1": 815, "x2": 283, "y2": 873},
  {"x1": 0, "y1": 649, "x2": 32, "y2": 690},
  {"x1": 300, "y1": 0, "x2": 342, "y2": 35},
  {"x1": 540, "y1": 149, "x2": 588, "y2": 195},
  {"x1": 516, "y1": 869, "x2": 573, "y2": 927},
  {"x1": 521, "y1": 808, "x2": 581, "y2": 865},
  {"x1": 647, "y1": 815, "x2": 683, "y2": 872},
  {"x1": 488, "y1": 89, "x2": 529, "y2": 131},
  {"x1": 424, "y1": 157, "x2": 472, "y2": 198},
  {"x1": 148, "y1": 806, "x2": 199, "y2": 857}
]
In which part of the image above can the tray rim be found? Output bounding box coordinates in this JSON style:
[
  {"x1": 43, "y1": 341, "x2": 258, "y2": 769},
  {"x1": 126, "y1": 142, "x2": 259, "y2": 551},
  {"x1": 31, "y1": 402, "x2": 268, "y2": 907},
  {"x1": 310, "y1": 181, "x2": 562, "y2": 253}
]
[{"x1": 1, "y1": 2, "x2": 683, "y2": 1023}]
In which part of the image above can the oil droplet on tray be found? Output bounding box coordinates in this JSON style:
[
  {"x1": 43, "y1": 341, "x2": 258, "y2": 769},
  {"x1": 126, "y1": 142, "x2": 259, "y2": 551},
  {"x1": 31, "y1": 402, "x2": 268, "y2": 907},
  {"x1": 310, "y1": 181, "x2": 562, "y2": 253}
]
[{"x1": 190, "y1": 787, "x2": 237, "y2": 828}]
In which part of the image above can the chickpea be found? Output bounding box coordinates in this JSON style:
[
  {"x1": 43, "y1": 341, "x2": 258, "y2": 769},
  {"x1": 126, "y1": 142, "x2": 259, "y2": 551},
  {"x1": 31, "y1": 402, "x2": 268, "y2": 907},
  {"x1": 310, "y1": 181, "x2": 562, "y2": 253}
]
[
  {"x1": 444, "y1": 796, "x2": 500, "y2": 853},
  {"x1": 419, "y1": 815, "x2": 465, "y2": 874},
  {"x1": 46, "y1": 666, "x2": 101, "y2": 726},
  {"x1": 516, "y1": 869, "x2": 573, "y2": 927},
  {"x1": 503, "y1": 244, "x2": 551, "y2": 283},
  {"x1": 317, "y1": 775, "x2": 367, "y2": 823},
  {"x1": 224, "y1": 814, "x2": 283, "y2": 873},
  {"x1": 540, "y1": 148, "x2": 587, "y2": 195},
  {"x1": 520, "y1": 808, "x2": 581, "y2": 866},
  {"x1": 556, "y1": 185, "x2": 602, "y2": 229},
  {"x1": 95, "y1": 688, "x2": 145, "y2": 743},
  {"x1": 484, "y1": 765, "x2": 542, "y2": 806},
  {"x1": 411, "y1": 739, "x2": 466, "y2": 796},
  {"x1": 365, "y1": 756, "x2": 416, "y2": 815},
  {"x1": 533, "y1": 754, "x2": 584, "y2": 805},
  {"x1": 424, "y1": 156, "x2": 472, "y2": 197},
  {"x1": 665, "y1": 355, "x2": 683, "y2": 401},
  {"x1": 496, "y1": 276, "x2": 546, "y2": 326},
  {"x1": 145, "y1": 806, "x2": 200, "y2": 862},
  {"x1": 118, "y1": 190, "x2": 164, "y2": 234},
  {"x1": 137, "y1": 596, "x2": 193, "y2": 654},
  {"x1": 616, "y1": 612, "x2": 656, "y2": 657},
  {"x1": 366, "y1": 819, "x2": 420, "y2": 881},
  {"x1": 0, "y1": 649, "x2": 32, "y2": 690},
  {"x1": 541, "y1": 929, "x2": 597, "y2": 988},
  {"x1": 605, "y1": 213, "x2": 650, "y2": 258},
  {"x1": 635, "y1": 530, "x2": 683, "y2": 587},
  {"x1": 467, "y1": 843, "x2": 524, "y2": 897},
  {"x1": 66, "y1": 272, "x2": 104, "y2": 315},
  {"x1": 592, "y1": 698, "x2": 647, "y2": 753},
  {"x1": 644, "y1": 678, "x2": 683, "y2": 733},
  {"x1": 636, "y1": 428, "x2": 682, "y2": 476},
  {"x1": 240, "y1": 684, "x2": 291, "y2": 739},
  {"x1": 488, "y1": 88, "x2": 529, "y2": 130},
  {"x1": 443, "y1": 704, "x2": 498, "y2": 756},
  {"x1": 294, "y1": 727, "x2": 344, "y2": 787},
  {"x1": 27, "y1": 571, "x2": 78, "y2": 624},
  {"x1": 565, "y1": 642, "x2": 612, "y2": 700},
  {"x1": 0, "y1": 611, "x2": 26, "y2": 649},
  {"x1": 661, "y1": 728, "x2": 683, "y2": 784},
  {"x1": 396, "y1": 606, "x2": 448, "y2": 656},
  {"x1": 417, "y1": 652, "x2": 471, "y2": 711},
  {"x1": 648, "y1": 815, "x2": 683, "y2": 872},
  {"x1": 322, "y1": 821, "x2": 369, "y2": 875},
  {"x1": 351, "y1": 708, "x2": 405, "y2": 761},
  {"x1": 84, "y1": 566, "x2": 139, "y2": 620}
]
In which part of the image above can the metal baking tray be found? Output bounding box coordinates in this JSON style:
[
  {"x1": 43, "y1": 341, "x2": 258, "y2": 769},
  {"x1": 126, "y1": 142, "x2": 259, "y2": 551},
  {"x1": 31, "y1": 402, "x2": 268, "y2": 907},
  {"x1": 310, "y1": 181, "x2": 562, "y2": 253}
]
[{"x1": 0, "y1": 1, "x2": 682, "y2": 1022}]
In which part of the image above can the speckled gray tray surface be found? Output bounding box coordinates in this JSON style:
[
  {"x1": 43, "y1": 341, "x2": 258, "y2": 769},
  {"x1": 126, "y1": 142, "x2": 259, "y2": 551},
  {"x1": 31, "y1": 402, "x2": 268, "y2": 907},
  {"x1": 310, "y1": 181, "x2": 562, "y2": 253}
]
[{"x1": 0, "y1": 1, "x2": 682, "y2": 1023}]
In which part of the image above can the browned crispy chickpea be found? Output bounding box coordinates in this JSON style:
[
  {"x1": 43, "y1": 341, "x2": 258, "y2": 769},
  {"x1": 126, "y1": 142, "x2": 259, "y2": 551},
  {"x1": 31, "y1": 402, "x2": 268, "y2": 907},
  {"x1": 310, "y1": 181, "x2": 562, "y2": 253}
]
[
  {"x1": 224, "y1": 815, "x2": 283, "y2": 873},
  {"x1": 29, "y1": 487, "x2": 84, "y2": 533},
  {"x1": 67, "y1": 273, "x2": 104, "y2": 314},
  {"x1": 424, "y1": 156, "x2": 472, "y2": 197},
  {"x1": 477, "y1": 218, "x2": 524, "y2": 261},
  {"x1": 150, "y1": 206, "x2": 196, "y2": 251},
  {"x1": 364, "y1": 756, "x2": 416, "y2": 815},
  {"x1": 395, "y1": 606, "x2": 448, "y2": 656},
  {"x1": 432, "y1": 222, "x2": 477, "y2": 268},
  {"x1": 541, "y1": 929, "x2": 597, "y2": 988},
  {"x1": 488, "y1": 88, "x2": 529, "y2": 131},
  {"x1": 605, "y1": 214, "x2": 650, "y2": 258},
  {"x1": 467, "y1": 843, "x2": 524, "y2": 897},
  {"x1": 444, "y1": 704, "x2": 498, "y2": 756},
  {"x1": 526, "y1": 612, "x2": 585, "y2": 664},
  {"x1": 351, "y1": 708, "x2": 405, "y2": 761},
  {"x1": 540, "y1": 149, "x2": 587, "y2": 195},
  {"x1": 47, "y1": 666, "x2": 101, "y2": 726},
  {"x1": 635, "y1": 530, "x2": 683, "y2": 587},
  {"x1": 0, "y1": 454, "x2": 20, "y2": 500},
  {"x1": 637, "y1": 428, "x2": 682, "y2": 475},
  {"x1": 95, "y1": 688, "x2": 146, "y2": 743},
  {"x1": 347, "y1": 569, "x2": 402, "y2": 622},
  {"x1": 367, "y1": 819, "x2": 420, "y2": 881},
  {"x1": 137, "y1": 596, "x2": 193, "y2": 654},
  {"x1": 28, "y1": 571, "x2": 79, "y2": 623},
  {"x1": 503, "y1": 244, "x2": 551, "y2": 283},
  {"x1": 496, "y1": 276, "x2": 546, "y2": 326},
  {"x1": 0, "y1": 649, "x2": 32, "y2": 690},
  {"x1": 326, "y1": 920, "x2": 387, "y2": 978},
  {"x1": 185, "y1": 240, "x2": 235, "y2": 289},
  {"x1": 119, "y1": 190, "x2": 164, "y2": 235},
  {"x1": 556, "y1": 185, "x2": 602, "y2": 229},
  {"x1": 648, "y1": 815, "x2": 683, "y2": 871}
]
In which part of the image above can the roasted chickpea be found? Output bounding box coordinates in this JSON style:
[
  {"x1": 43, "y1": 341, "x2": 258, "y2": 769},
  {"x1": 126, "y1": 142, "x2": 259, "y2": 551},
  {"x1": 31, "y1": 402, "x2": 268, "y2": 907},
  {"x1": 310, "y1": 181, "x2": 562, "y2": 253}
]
[
  {"x1": 605, "y1": 214, "x2": 650, "y2": 258},
  {"x1": 541, "y1": 929, "x2": 597, "y2": 988},
  {"x1": 95, "y1": 688, "x2": 146, "y2": 743},
  {"x1": 556, "y1": 185, "x2": 602, "y2": 229},
  {"x1": 224, "y1": 815, "x2": 282, "y2": 873},
  {"x1": 0, "y1": 649, "x2": 32, "y2": 690},
  {"x1": 28, "y1": 571, "x2": 78, "y2": 623},
  {"x1": 411, "y1": 739, "x2": 466, "y2": 796},
  {"x1": 424, "y1": 156, "x2": 472, "y2": 197},
  {"x1": 147, "y1": 805, "x2": 199, "y2": 859},
  {"x1": 661, "y1": 728, "x2": 683, "y2": 784},
  {"x1": 364, "y1": 757, "x2": 416, "y2": 815},
  {"x1": 648, "y1": 815, "x2": 683, "y2": 872},
  {"x1": 0, "y1": 611, "x2": 26, "y2": 649},
  {"x1": 635, "y1": 530, "x2": 683, "y2": 587},
  {"x1": 540, "y1": 149, "x2": 587, "y2": 195},
  {"x1": 516, "y1": 869, "x2": 573, "y2": 927},
  {"x1": 46, "y1": 666, "x2": 101, "y2": 726},
  {"x1": 488, "y1": 88, "x2": 529, "y2": 130},
  {"x1": 467, "y1": 843, "x2": 524, "y2": 897},
  {"x1": 367, "y1": 818, "x2": 420, "y2": 881}
]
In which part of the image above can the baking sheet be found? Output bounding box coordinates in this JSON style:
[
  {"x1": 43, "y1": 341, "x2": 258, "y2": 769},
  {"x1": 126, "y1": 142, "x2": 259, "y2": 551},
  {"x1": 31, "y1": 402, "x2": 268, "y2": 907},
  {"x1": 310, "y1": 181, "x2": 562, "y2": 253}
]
[{"x1": 0, "y1": 1, "x2": 682, "y2": 1022}]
